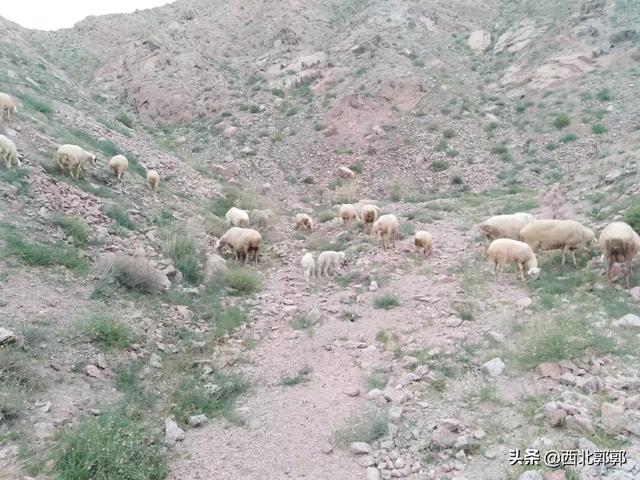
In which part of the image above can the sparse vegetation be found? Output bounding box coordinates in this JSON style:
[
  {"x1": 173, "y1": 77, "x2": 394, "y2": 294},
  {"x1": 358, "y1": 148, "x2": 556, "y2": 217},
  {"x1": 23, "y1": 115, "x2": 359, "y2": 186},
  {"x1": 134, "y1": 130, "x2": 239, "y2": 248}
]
[
  {"x1": 374, "y1": 293, "x2": 400, "y2": 309},
  {"x1": 21, "y1": 94, "x2": 54, "y2": 118},
  {"x1": 225, "y1": 267, "x2": 262, "y2": 294},
  {"x1": 333, "y1": 408, "x2": 389, "y2": 448},
  {"x1": 78, "y1": 312, "x2": 138, "y2": 349},
  {"x1": 161, "y1": 228, "x2": 203, "y2": 285},
  {"x1": 592, "y1": 123, "x2": 608, "y2": 134},
  {"x1": 2, "y1": 229, "x2": 87, "y2": 271},
  {"x1": 553, "y1": 113, "x2": 571, "y2": 129},
  {"x1": 0, "y1": 168, "x2": 30, "y2": 195},
  {"x1": 431, "y1": 160, "x2": 449, "y2": 172},
  {"x1": 115, "y1": 112, "x2": 134, "y2": 128},
  {"x1": 281, "y1": 368, "x2": 311, "y2": 386},
  {"x1": 105, "y1": 204, "x2": 136, "y2": 230},
  {"x1": 51, "y1": 212, "x2": 91, "y2": 246},
  {"x1": 559, "y1": 133, "x2": 577, "y2": 143}
]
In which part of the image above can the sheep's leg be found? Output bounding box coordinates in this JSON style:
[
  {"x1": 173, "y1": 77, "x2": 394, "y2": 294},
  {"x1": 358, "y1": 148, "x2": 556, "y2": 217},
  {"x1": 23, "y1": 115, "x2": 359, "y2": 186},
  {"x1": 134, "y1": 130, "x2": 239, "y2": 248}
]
[
  {"x1": 517, "y1": 262, "x2": 525, "y2": 281},
  {"x1": 571, "y1": 249, "x2": 577, "y2": 267},
  {"x1": 561, "y1": 247, "x2": 567, "y2": 265},
  {"x1": 494, "y1": 262, "x2": 500, "y2": 282}
]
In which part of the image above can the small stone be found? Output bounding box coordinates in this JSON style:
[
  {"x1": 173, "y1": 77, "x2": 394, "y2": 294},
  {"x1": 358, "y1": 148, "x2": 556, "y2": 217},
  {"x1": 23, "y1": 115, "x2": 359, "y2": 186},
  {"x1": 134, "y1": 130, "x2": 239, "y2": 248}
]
[
  {"x1": 601, "y1": 403, "x2": 626, "y2": 432},
  {"x1": 446, "y1": 317, "x2": 463, "y2": 327},
  {"x1": 366, "y1": 467, "x2": 382, "y2": 480},
  {"x1": 96, "y1": 354, "x2": 108, "y2": 370},
  {"x1": 549, "y1": 408, "x2": 567, "y2": 427},
  {"x1": 187, "y1": 414, "x2": 208, "y2": 427},
  {"x1": 481, "y1": 358, "x2": 505, "y2": 377},
  {"x1": 612, "y1": 313, "x2": 640, "y2": 328},
  {"x1": 382, "y1": 387, "x2": 410, "y2": 404},
  {"x1": 350, "y1": 442, "x2": 372, "y2": 455},
  {"x1": 402, "y1": 356, "x2": 418, "y2": 369},
  {"x1": 164, "y1": 418, "x2": 185, "y2": 446},
  {"x1": 223, "y1": 126, "x2": 238, "y2": 138},
  {"x1": 369, "y1": 280, "x2": 379, "y2": 292},
  {"x1": 0, "y1": 327, "x2": 16, "y2": 344},
  {"x1": 559, "y1": 372, "x2": 577, "y2": 385},
  {"x1": 486, "y1": 331, "x2": 506, "y2": 343},
  {"x1": 359, "y1": 455, "x2": 375, "y2": 467},
  {"x1": 543, "y1": 472, "x2": 565, "y2": 480},
  {"x1": 394, "y1": 457, "x2": 405, "y2": 469},
  {"x1": 344, "y1": 386, "x2": 360, "y2": 397},
  {"x1": 519, "y1": 472, "x2": 544, "y2": 480},
  {"x1": 149, "y1": 353, "x2": 162, "y2": 369},
  {"x1": 321, "y1": 444, "x2": 333, "y2": 455},
  {"x1": 515, "y1": 297, "x2": 532, "y2": 308},
  {"x1": 535, "y1": 362, "x2": 562, "y2": 380},
  {"x1": 85, "y1": 364, "x2": 101, "y2": 378},
  {"x1": 367, "y1": 388, "x2": 384, "y2": 400},
  {"x1": 39, "y1": 401, "x2": 51, "y2": 413},
  {"x1": 389, "y1": 405, "x2": 403, "y2": 423},
  {"x1": 338, "y1": 166, "x2": 356, "y2": 179}
]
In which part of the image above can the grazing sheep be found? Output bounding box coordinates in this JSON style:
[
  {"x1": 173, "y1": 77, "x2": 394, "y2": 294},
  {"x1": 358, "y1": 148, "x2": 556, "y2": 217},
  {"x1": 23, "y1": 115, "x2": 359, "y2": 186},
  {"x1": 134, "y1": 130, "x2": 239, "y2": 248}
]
[
  {"x1": 317, "y1": 250, "x2": 347, "y2": 278},
  {"x1": 225, "y1": 207, "x2": 250, "y2": 227},
  {"x1": 55, "y1": 144, "x2": 97, "y2": 181},
  {"x1": 147, "y1": 169, "x2": 160, "y2": 194},
  {"x1": 361, "y1": 204, "x2": 380, "y2": 233},
  {"x1": 479, "y1": 212, "x2": 534, "y2": 251},
  {"x1": 214, "y1": 227, "x2": 262, "y2": 266},
  {"x1": 414, "y1": 230, "x2": 433, "y2": 258},
  {"x1": 339, "y1": 204, "x2": 360, "y2": 227},
  {"x1": 486, "y1": 238, "x2": 540, "y2": 282},
  {"x1": 301, "y1": 252, "x2": 315, "y2": 281},
  {"x1": 0, "y1": 135, "x2": 20, "y2": 169},
  {"x1": 295, "y1": 213, "x2": 314, "y2": 232},
  {"x1": 372, "y1": 214, "x2": 400, "y2": 251},
  {"x1": 518, "y1": 219, "x2": 595, "y2": 266},
  {"x1": 108, "y1": 154, "x2": 129, "y2": 184},
  {"x1": 0, "y1": 93, "x2": 17, "y2": 122},
  {"x1": 598, "y1": 221, "x2": 640, "y2": 288}
]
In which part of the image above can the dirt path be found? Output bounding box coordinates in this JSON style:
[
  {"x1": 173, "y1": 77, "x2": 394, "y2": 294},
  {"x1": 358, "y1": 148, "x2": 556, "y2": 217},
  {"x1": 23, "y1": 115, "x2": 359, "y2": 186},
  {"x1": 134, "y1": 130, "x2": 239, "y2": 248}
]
[{"x1": 168, "y1": 217, "x2": 486, "y2": 479}]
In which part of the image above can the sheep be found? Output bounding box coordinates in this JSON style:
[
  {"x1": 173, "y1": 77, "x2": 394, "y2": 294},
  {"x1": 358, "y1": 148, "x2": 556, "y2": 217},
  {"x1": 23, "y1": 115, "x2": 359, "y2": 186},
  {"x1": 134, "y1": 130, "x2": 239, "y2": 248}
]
[
  {"x1": 518, "y1": 219, "x2": 595, "y2": 266},
  {"x1": 479, "y1": 212, "x2": 534, "y2": 251},
  {"x1": 147, "y1": 169, "x2": 160, "y2": 194},
  {"x1": 108, "y1": 154, "x2": 129, "y2": 184},
  {"x1": 213, "y1": 227, "x2": 262, "y2": 266},
  {"x1": 361, "y1": 204, "x2": 380, "y2": 233},
  {"x1": 317, "y1": 250, "x2": 347, "y2": 278},
  {"x1": 414, "y1": 230, "x2": 433, "y2": 258},
  {"x1": 0, "y1": 135, "x2": 20, "y2": 169},
  {"x1": 486, "y1": 238, "x2": 540, "y2": 282},
  {"x1": 598, "y1": 221, "x2": 640, "y2": 288},
  {"x1": 301, "y1": 252, "x2": 315, "y2": 281},
  {"x1": 295, "y1": 213, "x2": 314, "y2": 233},
  {"x1": 225, "y1": 207, "x2": 250, "y2": 227},
  {"x1": 55, "y1": 144, "x2": 97, "y2": 181},
  {"x1": 339, "y1": 204, "x2": 360, "y2": 227},
  {"x1": 372, "y1": 214, "x2": 399, "y2": 251},
  {"x1": 0, "y1": 93, "x2": 17, "y2": 122}
]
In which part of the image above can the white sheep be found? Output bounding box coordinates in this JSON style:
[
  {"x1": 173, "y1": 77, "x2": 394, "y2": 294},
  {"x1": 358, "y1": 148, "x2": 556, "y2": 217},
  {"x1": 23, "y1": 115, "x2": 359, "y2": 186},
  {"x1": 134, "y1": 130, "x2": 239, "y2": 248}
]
[
  {"x1": 372, "y1": 214, "x2": 400, "y2": 251},
  {"x1": 108, "y1": 154, "x2": 129, "y2": 184},
  {"x1": 225, "y1": 207, "x2": 250, "y2": 227},
  {"x1": 0, "y1": 93, "x2": 17, "y2": 122},
  {"x1": 414, "y1": 230, "x2": 433, "y2": 258},
  {"x1": 518, "y1": 219, "x2": 595, "y2": 266},
  {"x1": 147, "y1": 170, "x2": 160, "y2": 194},
  {"x1": 295, "y1": 213, "x2": 314, "y2": 233},
  {"x1": 339, "y1": 204, "x2": 360, "y2": 227},
  {"x1": 479, "y1": 212, "x2": 534, "y2": 251},
  {"x1": 301, "y1": 252, "x2": 315, "y2": 281},
  {"x1": 214, "y1": 227, "x2": 262, "y2": 265},
  {"x1": 55, "y1": 144, "x2": 97, "y2": 181},
  {"x1": 486, "y1": 238, "x2": 540, "y2": 282},
  {"x1": 598, "y1": 221, "x2": 640, "y2": 288},
  {"x1": 317, "y1": 250, "x2": 347, "y2": 278},
  {"x1": 0, "y1": 135, "x2": 20, "y2": 169},
  {"x1": 361, "y1": 204, "x2": 380, "y2": 233}
]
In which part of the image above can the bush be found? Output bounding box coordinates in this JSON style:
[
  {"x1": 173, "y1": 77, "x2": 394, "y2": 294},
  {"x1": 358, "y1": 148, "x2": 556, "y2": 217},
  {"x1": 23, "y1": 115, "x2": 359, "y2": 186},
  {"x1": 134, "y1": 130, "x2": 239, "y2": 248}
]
[
  {"x1": 0, "y1": 168, "x2": 30, "y2": 195},
  {"x1": 225, "y1": 267, "x2": 262, "y2": 294},
  {"x1": 51, "y1": 212, "x2": 91, "y2": 246},
  {"x1": 349, "y1": 161, "x2": 363, "y2": 174},
  {"x1": 0, "y1": 381, "x2": 25, "y2": 422},
  {"x1": 171, "y1": 374, "x2": 248, "y2": 424},
  {"x1": 115, "y1": 112, "x2": 134, "y2": 128},
  {"x1": 21, "y1": 94, "x2": 53, "y2": 118},
  {"x1": 431, "y1": 160, "x2": 449, "y2": 172},
  {"x1": 553, "y1": 113, "x2": 570, "y2": 129},
  {"x1": 271, "y1": 88, "x2": 285, "y2": 98},
  {"x1": 3, "y1": 230, "x2": 87, "y2": 271},
  {"x1": 387, "y1": 181, "x2": 404, "y2": 202},
  {"x1": 214, "y1": 306, "x2": 248, "y2": 338},
  {"x1": 333, "y1": 408, "x2": 389, "y2": 448},
  {"x1": 559, "y1": 133, "x2": 577, "y2": 143},
  {"x1": 624, "y1": 206, "x2": 640, "y2": 232},
  {"x1": 491, "y1": 144, "x2": 508, "y2": 155},
  {"x1": 53, "y1": 408, "x2": 166, "y2": 480},
  {"x1": 105, "y1": 205, "x2": 136, "y2": 230},
  {"x1": 374, "y1": 293, "x2": 400, "y2": 309},
  {"x1": 451, "y1": 175, "x2": 464, "y2": 185},
  {"x1": 318, "y1": 209, "x2": 336, "y2": 223},
  {"x1": 442, "y1": 128, "x2": 456, "y2": 139},
  {"x1": 592, "y1": 123, "x2": 608, "y2": 134},
  {"x1": 79, "y1": 312, "x2": 138, "y2": 349},
  {"x1": 161, "y1": 229, "x2": 203, "y2": 285},
  {"x1": 596, "y1": 89, "x2": 612, "y2": 101},
  {"x1": 545, "y1": 142, "x2": 558, "y2": 151}
]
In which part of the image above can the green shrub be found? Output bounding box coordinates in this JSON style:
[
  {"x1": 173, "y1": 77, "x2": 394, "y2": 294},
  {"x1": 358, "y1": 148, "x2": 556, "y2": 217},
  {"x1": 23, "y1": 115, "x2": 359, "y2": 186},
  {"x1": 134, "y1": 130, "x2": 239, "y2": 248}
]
[
  {"x1": 318, "y1": 209, "x2": 336, "y2": 223},
  {"x1": 115, "y1": 112, "x2": 134, "y2": 128},
  {"x1": 171, "y1": 374, "x2": 248, "y2": 424},
  {"x1": 442, "y1": 128, "x2": 456, "y2": 139},
  {"x1": 214, "y1": 306, "x2": 248, "y2": 338},
  {"x1": 451, "y1": 175, "x2": 464, "y2": 185},
  {"x1": 105, "y1": 205, "x2": 136, "y2": 230},
  {"x1": 595, "y1": 89, "x2": 612, "y2": 101},
  {"x1": 491, "y1": 144, "x2": 508, "y2": 155},
  {"x1": 559, "y1": 133, "x2": 577, "y2": 143},
  {"x1": 0, "y1": 168, "x2": 30, "y2": 195},
  {"x1": 333, "y1": 408, "x2": 389, "y2": 448},
  {"x1": 21, "y1": 94, "x2": 53, "y2": 118},
  {"x1": 79, "y1": 312, "x2": 138, "y2": 349},
  {"x1": 51, "y1": 212, "x2": 91, "y2": 246},
  {"x1": 624, "y1": 206, "x2": 640, "y2": 232},
  {"x1": 431, "y1": 160, "x2": 449, "y2": 172},
  {"x1": 545, "y1": 142, "x2": 558, "y2": 151},
  {"x1": 592, "y1": 123, "x2": 608, "y2": 134},
  {"x1": 374, "y1": 294, "x2": 400, "y2": 309},
  {"x1": 53, "y1": 408, "x2": 166, "y2": 480},
  {"x1": 553, "y1": 113, "x2": 570, "y2": 129},
  {"x1": 162, "y1": 229, "x2": 203, "y2": 285},
  {"x1": 271, "y1": 88, "x2": 285, "y2": 98},
  {"x1": 3, "y1": 230, "x2": 86, "y2": 271},
  {"x1": 225, "y1": 267, "x2": 262, "y2": 294}
]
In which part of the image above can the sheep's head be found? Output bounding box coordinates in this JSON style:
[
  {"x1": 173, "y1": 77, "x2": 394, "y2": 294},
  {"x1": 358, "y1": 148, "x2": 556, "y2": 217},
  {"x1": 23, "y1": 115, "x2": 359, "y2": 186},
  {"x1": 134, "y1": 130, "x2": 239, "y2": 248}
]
[
  {"x1": 339, "y1": 251, "x2": 348, "y2": 266},
  {"x1": 527, "y1": 267, "x2": 541, "y2": 280},
  {"x1": 89, "y1": 154, "x2": 97, "y2": 166}
]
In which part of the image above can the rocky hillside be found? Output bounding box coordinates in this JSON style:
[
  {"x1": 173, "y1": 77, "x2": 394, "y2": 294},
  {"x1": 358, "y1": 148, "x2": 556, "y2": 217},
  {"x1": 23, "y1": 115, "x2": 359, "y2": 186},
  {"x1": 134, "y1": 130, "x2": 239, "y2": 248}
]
[{"x1": 1, "y1": 1, "x2": 640, "y2": 479}]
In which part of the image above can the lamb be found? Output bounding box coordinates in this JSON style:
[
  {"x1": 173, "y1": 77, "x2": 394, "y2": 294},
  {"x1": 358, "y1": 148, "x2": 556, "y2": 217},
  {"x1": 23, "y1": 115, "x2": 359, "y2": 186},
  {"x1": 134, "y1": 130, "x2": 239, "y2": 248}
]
[
  {"x1": 0, "y1": 93, "x2": 17, "y2": 122},
  {"x1": 518, "y1": 219, "x2": 595, "y2": 266},
  {"x1": 295, "y1": 213, "x2": 314, "y2": 232},
  {"x1": 339, "y1": 204, "x2": 360, "y2": 227},
  {"x1": 108, "y1": 154, "x2": 129, "y2": 184},
  {"x1": 598, "y1": 221, "x2": 640, "y2": 288},
  {"x1": 301, "y1": 252, "x2": 315, "y2": 281},
  {"x1": 414, "y1": 230, "x2": 433, "y2": 258},
  {"x1": 361, "y1": 204, "x2": 380, "y2": 233},
  {"x1": 479, "y1": 212, "x2": 534, "y2": 251},
  {"x1": 225, "y1": 207, "x2": 250, "y2": 227},
  {"x1": 55, "y1": 144, "x2": 97, "y2": 181},
  {"x1": 147, "y1": 170, "x2": 160, "y2": 194},
  {"x1": 486, "y1": 238, "x2": 540, "y2": 282},
  {"x1": 317, "y1": 250, "x2": 347, "y2": 278},
  {"x1": 0, "y1": 135, "x2": 20, "y2": 169},
  {"x1": 213, "y1": 227, "x2": 262, "y2": 266},
  {"x1": 372, "y1": 214, "x2": 400, "y2": 251}
]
